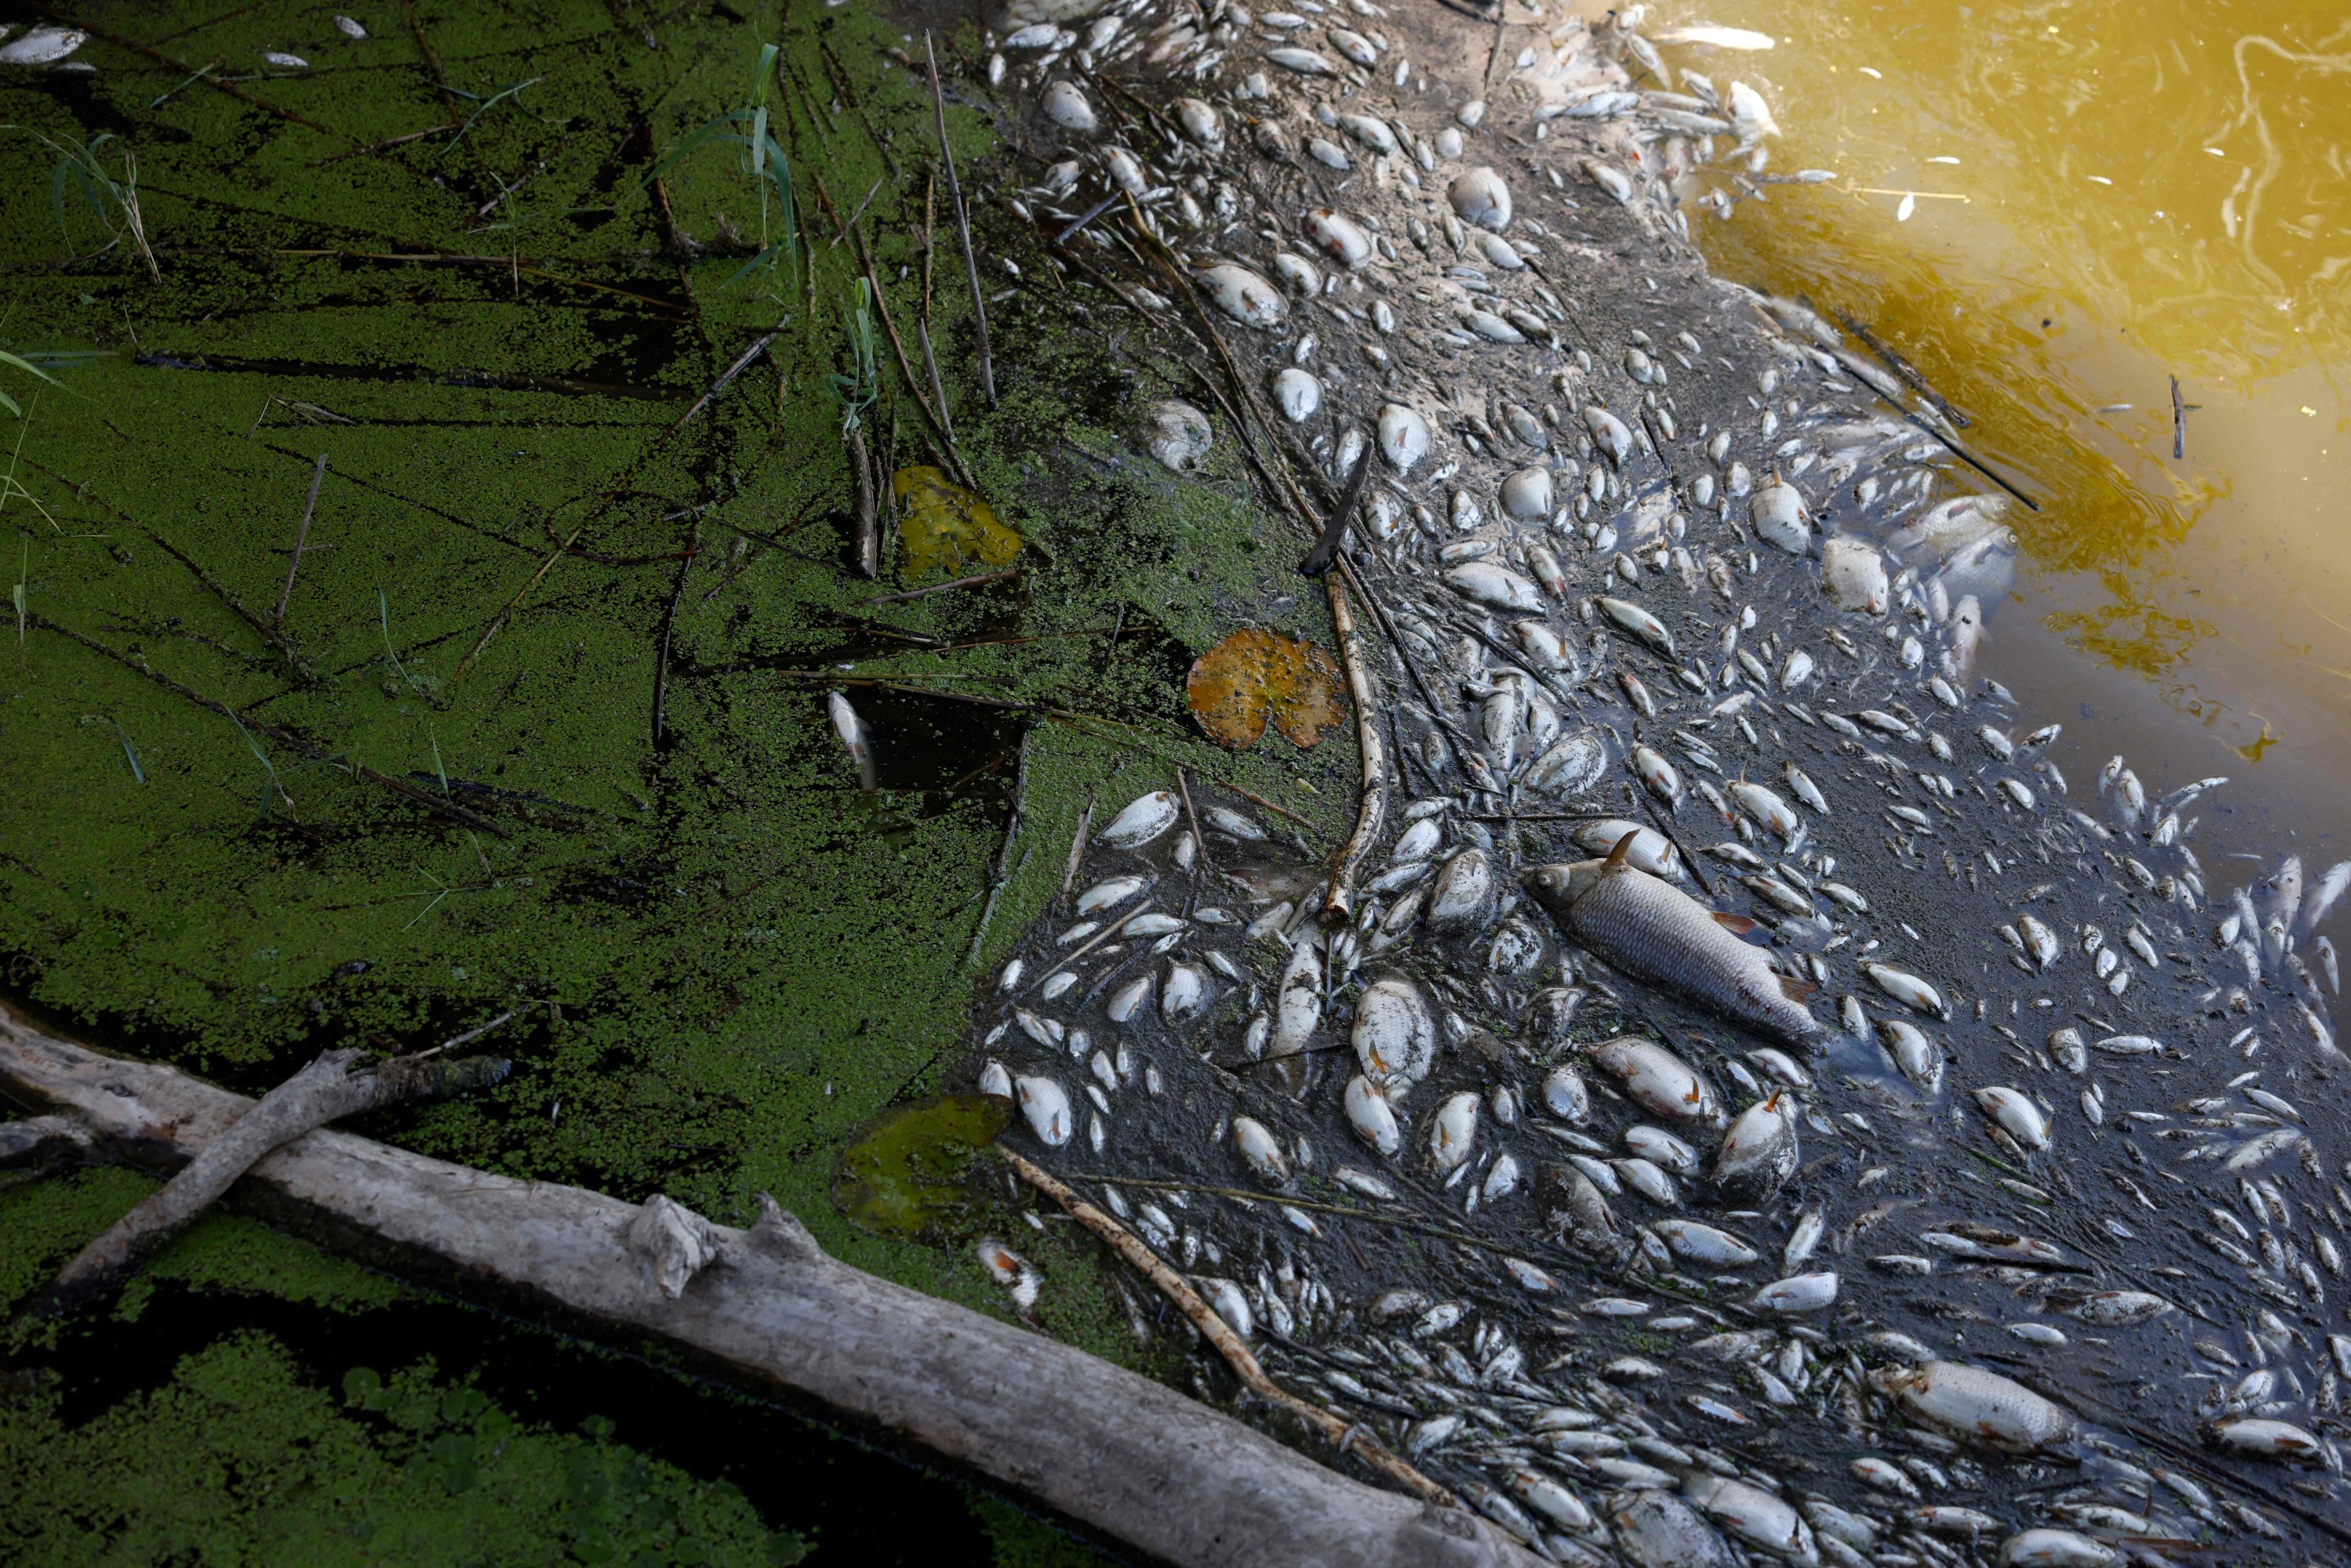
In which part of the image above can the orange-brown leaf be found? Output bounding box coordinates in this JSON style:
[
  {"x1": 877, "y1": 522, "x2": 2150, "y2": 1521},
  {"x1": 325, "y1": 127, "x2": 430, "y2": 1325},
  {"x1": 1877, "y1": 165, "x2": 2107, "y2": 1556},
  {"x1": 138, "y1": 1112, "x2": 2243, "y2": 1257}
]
[{"x1": 1186, "y1": 628, "x2": 1346, "y2": 749}]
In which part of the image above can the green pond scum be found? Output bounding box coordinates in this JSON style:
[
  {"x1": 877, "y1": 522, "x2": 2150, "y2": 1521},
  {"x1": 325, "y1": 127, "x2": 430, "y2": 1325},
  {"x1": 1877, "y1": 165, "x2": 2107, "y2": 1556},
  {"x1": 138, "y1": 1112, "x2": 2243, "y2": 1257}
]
[
  {"x1": 0, "y1": 0, "x2": 1359, "y2": 1558},
  {"x1": 832, "y1": 1092, "x2": 1012, "y2": 1241}
]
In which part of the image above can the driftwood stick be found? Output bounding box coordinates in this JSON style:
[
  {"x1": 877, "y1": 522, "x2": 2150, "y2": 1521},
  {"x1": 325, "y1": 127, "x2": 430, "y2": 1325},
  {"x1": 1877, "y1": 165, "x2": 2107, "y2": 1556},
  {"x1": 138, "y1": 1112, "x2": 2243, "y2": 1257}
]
[
  {"x1": 846, "y1": 423, "x2": 879, "y2": 579},
  {"x1": 42, "y1": 1045, "x2": 509, "y2": 1311},
  {"x1": 0, "y1": 1010, "x2": 1541, "y2": 1568},
  {"x1": 997, "y1": 1146, "x2": 1454, "y2": 1508},
  {"x1": 1320, "y1": 570, "x2": 1386, "y2": 928}
]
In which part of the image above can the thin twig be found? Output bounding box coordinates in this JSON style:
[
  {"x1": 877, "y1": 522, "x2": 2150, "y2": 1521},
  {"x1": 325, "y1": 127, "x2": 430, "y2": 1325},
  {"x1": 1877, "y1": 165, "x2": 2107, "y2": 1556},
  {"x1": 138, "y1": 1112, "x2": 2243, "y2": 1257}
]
[
  {"x1": 1223, "y1": 778, "x2": 1320, "y2": 835},
  {"x1": 272, "y1": 452, "x2": 328, "y2": 625},
  {"x1": 313, "y1": 123, "x2": 454, "y2": 165},
  {"x1": 1320, "y1": 572, "x2": 1384, "y2": 928},
  {"x1": 1835, "y1": 313, "x2": 1970, "y2": 428},
  {"x1": 926, "y1": 33, "x2": 995, "y2": 407},
  {"x1": 665, "y1": 331, "x2": 777, "y2": 439},
  {"x1": 867, "y1": 568, "x2": 1015, "y2": 605},
  {"x1": 1174, "y1": 766, "x2": 1215, "y2": 897},
  {"x1": 404, "y1": 0, "x2": 465, "y2": 127},
  {"x1": 653, "y1": 517, "x2": 697, "y2": 744},
  {"x1": 810, "y1": 172, "x2": 971, "y2": 488},
  {"x1": 999, "y1": 1147, "x2": 1454, "y2": 1505},
  {"x1": 1335, "y1": 556, "x2": 1494, "y2": 793},
  {"x1": 2171, "y1": 375, "x2": 2186, "y2": 460},
  {"x1": 1060, "y1": 795, "x2": 1098, "y2": 905},
  {"x1": 965, "y1": 726, "x2": 1034, "y2": 967},
  {"x1": 918, "y1": 315, "x2": 958, "y2": 455},
  {"x1": 28, "y1": 612, "x2": 512, "y2": 838}
]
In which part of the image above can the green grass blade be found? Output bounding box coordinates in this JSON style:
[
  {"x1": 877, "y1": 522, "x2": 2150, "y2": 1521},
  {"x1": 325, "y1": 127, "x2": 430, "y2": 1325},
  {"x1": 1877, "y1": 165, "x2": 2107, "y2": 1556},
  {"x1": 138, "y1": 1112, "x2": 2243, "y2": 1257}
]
[
  {"x1": 0, "y1": 350, "x2": 67, "y2": 389},
  {"x1": 644, "y1": 109, "x2": 752, "y2": 183},
  {"x1": 444, "y1": 78, "x2": 541, "y2": 158}
]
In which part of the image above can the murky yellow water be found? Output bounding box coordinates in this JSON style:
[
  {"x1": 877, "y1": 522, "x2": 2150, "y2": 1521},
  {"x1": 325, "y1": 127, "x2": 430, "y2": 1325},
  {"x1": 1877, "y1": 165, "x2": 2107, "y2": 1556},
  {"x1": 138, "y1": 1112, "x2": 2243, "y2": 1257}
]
[{"x1": 1646, "y1": 0, "x2": 2351, "y2": 836}]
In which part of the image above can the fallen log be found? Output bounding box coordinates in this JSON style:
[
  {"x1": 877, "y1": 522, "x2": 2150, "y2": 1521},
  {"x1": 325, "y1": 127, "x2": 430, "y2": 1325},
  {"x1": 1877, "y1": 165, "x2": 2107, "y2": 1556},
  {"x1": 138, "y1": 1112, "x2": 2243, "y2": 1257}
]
[
  {"x1": 0, "y1": 1007, "x2": 1542, "y2": 1568},
  {"x1": 41, "y1": 1045, "x2": 510, "y2": 1311}
]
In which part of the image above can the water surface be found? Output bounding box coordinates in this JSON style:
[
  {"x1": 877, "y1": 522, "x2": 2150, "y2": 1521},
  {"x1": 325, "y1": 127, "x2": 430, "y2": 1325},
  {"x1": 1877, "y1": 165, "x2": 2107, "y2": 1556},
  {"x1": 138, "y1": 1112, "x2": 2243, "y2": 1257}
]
[{"x1": 1646, "y1": 0, "x2": 2351, "y2": 852}]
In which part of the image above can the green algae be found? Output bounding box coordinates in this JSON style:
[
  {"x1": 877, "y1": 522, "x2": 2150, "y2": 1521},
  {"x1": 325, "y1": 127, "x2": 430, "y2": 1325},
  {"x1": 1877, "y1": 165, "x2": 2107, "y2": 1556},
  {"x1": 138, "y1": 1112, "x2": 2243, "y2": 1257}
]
[
  {"x1": 831, "y1": 1092, "x2": 1011, "y2": 1241},
  {"x1": 0, "y1": 1330, "x2": 806, "y2": 1566},
  {"x1": 0, "y1": 0, "x2": 1358, "y2": 1554}
]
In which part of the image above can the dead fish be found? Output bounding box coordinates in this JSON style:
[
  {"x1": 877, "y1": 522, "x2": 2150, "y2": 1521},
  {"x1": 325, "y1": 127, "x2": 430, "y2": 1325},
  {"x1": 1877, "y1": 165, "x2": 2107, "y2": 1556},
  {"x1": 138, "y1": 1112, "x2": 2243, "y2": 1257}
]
[
  {"x1": 1269, "y1": 934, "x2": 1322, "y2": 1058},
  {"x1": 1448, "y1": 166, "x2": 1512, "y2": 230},
  {"x1": 1748, "y1": 1272, "x2": 1838, "y2": 1313},
  {"x1": 976, "y1": 1238, "x2": 1041, "y2": 1310},
  {"x1": 1427, "y1": 1091, "x2": 1480, "y2": 1172},
  {"x1": 1270, "y1": 367, "x2": 1322, "y2": 421},
  {"x1": 1729, "y1": 781, "x2": 1799, "y2": 837},
  {"x1": 1570, "y1": 820, "x2": 1680, "y2": 878},
  {"x1": 1198, "y1": 263, "x2": 1288, "y2": 328},
  {"x1": 1584, "y1": 1037, "x2": 1726, "y2": 1127},
  {"x1": 1584, "y1": 405, "x2": 1635, "y2": 465},
  {"x1": 1525, "y1": 846, "x2": 1827, "y2": 1045},
  {"x1": 1500, "y1": 467, "x2": 1553, "y2": 520},
  {"x1": 1682, "y1": 1472, "x2": 1817, "y2": 1563},
  {"x1": 1302, "y1": 207, "x2": 1373, "y2": 269},
  {"x1": 1870, "y1": 1361, "x2": 2075, "y2": 1453},
  {"x1": 1714, "y1": 1090, "x2": 1800, "y2": 1200},
  {"x1": 1631, "y1": 744, "x2": 1682, "y2": 803},
  {"x1": 1141, "y1": 399, "x2": 1212, "y2": 471},
  {"x1": 1015, "y1": 1076, "x2": 1073, "y2": 1146},
  {"x1": 827, "y1": 693, "x2": 876, "y2": 789},
  {"x1": 1820, "y1": 534, "x2": 1889, "y2": 614},
  {"x1": 1543, "y1": 1063, "x2": 1592, "y2": 1124},
  {"x1": 1173, "y1": 96, "x2": 1223, "y2": 150},
  {"x1": 1445, "y1": 562, "x2": 1544, "y2": 613},
  {"x1": 1041, "y1": 80, "x2": 1096, "y2": 131},
  {"x1": 1266, "y1": 45, "x2": 1336, "y2": 74},
  {"x1": 1098, "y1": 791, "x2": 1180, "y2": 848},
  {"x1": 1994, "y1": 1530, "x2": 2123, "y2": 1568},
  {"x1": 1378, "y1": 403, "x2": 1433, "y2": 473},
  {"x1": 1975, "y1": 1086, "x2": 2051, "y2": 1151},
  {"x1": 2206, "y1": 1417, "x2": 2322, "y2": 1463},
  {"x1": 1863, "y1": 962, "x2": 1945, "y2": 1016},
  {"x1": 1784, "y1": 765, "x2": 1829, "y2": 814},
  {"x1": 1598, "y1": 595, "x2": 1675, "y2": 655},
  {"x1": 1353, "y1": 977, "x2": 1436, "y2": 1087},
  {"x1": 1653, "y1": 1219, "x2": 1760, "y2": 1266},
  {"x1": 1751, "y1": 479, "x2": 1811, "y2": 555},
  {"x1": 1232, "y1": 1115, "x2": 1291, "y2": 1182},
  {"x1": 1426, "y1": 848, "x2": 1499, "y2": 936},
  {"x1": 1878, "y1": 1018, "x2": 1943, "y2": 1094}
]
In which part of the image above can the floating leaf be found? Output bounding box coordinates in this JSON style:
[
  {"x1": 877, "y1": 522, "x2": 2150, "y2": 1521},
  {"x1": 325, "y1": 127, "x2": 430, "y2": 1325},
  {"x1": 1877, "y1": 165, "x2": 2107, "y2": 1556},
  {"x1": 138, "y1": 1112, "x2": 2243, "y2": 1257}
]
[
  {"x1": 892, "y1": 466, "x2": 1022, "y2": 579},
  {"x1": 1186, "y1": 627, "x2": 1346, "y2": 748},
  {"x1": 832, "y1": 1092, "x2": 1012, "y2": 1240}
]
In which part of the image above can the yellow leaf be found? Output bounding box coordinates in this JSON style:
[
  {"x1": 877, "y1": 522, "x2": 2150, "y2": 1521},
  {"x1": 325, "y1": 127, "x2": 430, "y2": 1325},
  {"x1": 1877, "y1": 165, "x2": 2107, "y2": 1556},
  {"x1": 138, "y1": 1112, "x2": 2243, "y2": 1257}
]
[
  {"x1": 891, "y1": 465, "x2": 1022, "y2": 579},
  {"x1": 1186, "y1": 628, "x2": 1346, "y2": 749}
]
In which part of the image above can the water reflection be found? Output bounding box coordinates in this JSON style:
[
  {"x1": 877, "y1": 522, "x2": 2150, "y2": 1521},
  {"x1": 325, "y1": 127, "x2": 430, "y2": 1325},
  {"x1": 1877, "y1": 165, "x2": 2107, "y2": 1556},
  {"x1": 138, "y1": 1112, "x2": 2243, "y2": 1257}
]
[{"x1": 1639, "y1": 0, "x2": 2349, "y2": 800}]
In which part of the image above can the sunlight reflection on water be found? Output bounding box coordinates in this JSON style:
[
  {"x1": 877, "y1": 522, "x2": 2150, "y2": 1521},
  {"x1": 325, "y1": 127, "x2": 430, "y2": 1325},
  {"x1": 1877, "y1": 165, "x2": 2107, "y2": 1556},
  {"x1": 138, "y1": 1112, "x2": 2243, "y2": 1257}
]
[{"x1": 1636, "y1": 0, "x2": 2349, "y2": 840}]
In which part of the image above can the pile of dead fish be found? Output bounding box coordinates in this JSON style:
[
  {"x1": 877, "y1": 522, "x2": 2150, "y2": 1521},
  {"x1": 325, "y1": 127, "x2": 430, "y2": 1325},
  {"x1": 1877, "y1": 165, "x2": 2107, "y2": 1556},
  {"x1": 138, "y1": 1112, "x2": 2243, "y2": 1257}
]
[{"x1": 920, "y1": 0, "x2": 2351, "y2": 1561}]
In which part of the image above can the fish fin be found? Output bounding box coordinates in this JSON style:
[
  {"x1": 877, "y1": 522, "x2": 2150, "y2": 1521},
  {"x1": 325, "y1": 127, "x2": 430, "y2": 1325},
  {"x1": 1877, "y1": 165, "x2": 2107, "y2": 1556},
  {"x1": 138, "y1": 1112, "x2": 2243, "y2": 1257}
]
[
  {"x1": 1777, "y1": 974, "x2": 1819, "y2": 1003},
  {"x1": 1712, "y1": 911, "x2": 1761, "y2": 936},
  {"x1": 1604, "y1": 831, "x2": 1641, "y2": 872}
]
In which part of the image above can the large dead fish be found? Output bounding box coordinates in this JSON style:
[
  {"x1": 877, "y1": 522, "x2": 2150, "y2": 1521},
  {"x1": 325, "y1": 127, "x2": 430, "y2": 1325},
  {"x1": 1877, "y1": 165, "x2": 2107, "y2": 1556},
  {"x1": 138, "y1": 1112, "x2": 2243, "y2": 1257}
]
[{"x1": 1524, "y1": 835, "x2": 1826, "y2": 1045}]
